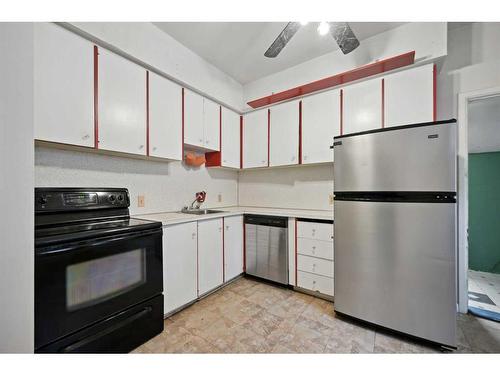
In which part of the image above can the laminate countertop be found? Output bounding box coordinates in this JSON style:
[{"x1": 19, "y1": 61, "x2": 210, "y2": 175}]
[{"x1": 133, "y1": 206, "x2": 333, "y2": 226}]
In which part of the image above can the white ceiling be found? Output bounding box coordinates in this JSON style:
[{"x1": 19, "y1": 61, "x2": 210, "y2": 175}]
[
  {"x1": 154, "y1": 22, "x2": 406, "y2": 84},
  {"x1": 468, "y1": 95, "x2": 500, "y2": 154}
]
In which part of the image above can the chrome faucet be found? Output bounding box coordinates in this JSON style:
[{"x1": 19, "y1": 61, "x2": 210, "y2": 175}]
[{"x1": 182, "y1": 191, "x2": 207, "y2": 212}]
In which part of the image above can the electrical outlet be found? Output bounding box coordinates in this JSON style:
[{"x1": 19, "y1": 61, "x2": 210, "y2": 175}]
[
  {"x1": 328, "y1": 193, "x2": 334, "y2": 206},
  {"x1": 217, "y1": 193, "x2": 222, "y2": 203},
  {"x1": 138, "y1": 195, "x2": 145, "y2": 208}
]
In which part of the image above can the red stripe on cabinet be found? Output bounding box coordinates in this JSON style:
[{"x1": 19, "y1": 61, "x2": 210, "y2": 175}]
[
  {"x1": 295, "y1": 219, "x2": 298, "y2": 287},
  {"x1": 267, "y1": 109, "x2": 270, "y2": 167},
  {"x1": 222, "y1": 217, "x2": 225, "y2": 283},
  {"x1": 181, "y1": 88, "x2": 185, "y2": 159},
  {"x1": 381, "y1": 78, "x2": 385, "y2": 128},
  {"x1": 146, "y1": 71, "x2": 150, "y2": 156},
  {"x1": 240, "y1": 116, "x2": 243, "y2": 169},
  {"x1": 340, "y1": 89, "x2": 344, "y2": 136},
  {"x1": 93, "y1": 46, "x2": 99, "y2": 149},
  {"x1": 298, "y1": 101, "x2": 302, "y2": 164},
  {"x1": 247, "y1": 51, "x2": 416, "y2": 109},
  {"x1": 242, "y1": 220, "x2": 246, "y2": 272},
  {"x1": 219, "y1": 106, "x2": 222, "y2": 153},
  {"x1": 433, "y1": 64, "x2": 437, "y2": 121}
]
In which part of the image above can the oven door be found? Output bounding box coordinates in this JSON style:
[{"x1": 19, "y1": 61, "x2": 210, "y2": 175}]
[{"x1": 35, "y1": 227, "x2": 162, "y2": 350}]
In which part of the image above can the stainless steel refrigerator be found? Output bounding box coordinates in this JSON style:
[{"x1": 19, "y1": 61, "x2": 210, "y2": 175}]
[{"x1": 333, "y1": 119, "x2": 457, "y2": 348}]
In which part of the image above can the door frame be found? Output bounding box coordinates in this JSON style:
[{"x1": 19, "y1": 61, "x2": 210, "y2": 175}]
[{"x1": 457, "y1": 85, "x2": 500, "y2": 313}]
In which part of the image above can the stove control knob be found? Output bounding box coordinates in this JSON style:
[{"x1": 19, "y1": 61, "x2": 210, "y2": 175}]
[
  {"x1": 108, "y1": 195, "x2": 116, "y2": 203},
  {"x1": 117, "y1": 195, "x2": 123, "y2": 202},
  {"x1": 38, "y1": 196, "x2": 47, "y2": 205}
]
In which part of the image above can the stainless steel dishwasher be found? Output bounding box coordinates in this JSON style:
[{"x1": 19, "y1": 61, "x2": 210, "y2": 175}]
[{"x1": 244, "y1": 215, "x2": 288, "y2": 285}]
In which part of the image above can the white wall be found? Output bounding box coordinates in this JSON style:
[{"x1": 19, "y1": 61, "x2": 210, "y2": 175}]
[
  {"x1": 69, "y1": 22, "x2": 244, "y2": 111},
  {"x1": 437, "y1": 22, "x2": 500, "y2": 120},
  {"x1": 243, "y1": 22, "x2": 447, "y2": 109},
  {"x1": 238, "y1": 165, "x2": 333, "y2": 211},
  {"x1": 0, "y1": 23, "x2": 34, "y2": 353},
  {"x1": 35, "y1": 147, "x2": 238, "y2": 215}
]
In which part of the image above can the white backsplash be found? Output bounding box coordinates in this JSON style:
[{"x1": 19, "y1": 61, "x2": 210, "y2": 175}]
[
  {"x1": 238, "y1": 164, "x2": 334, "y2": 211},
  {"x1": 35, "y1": 146, "x2": 239, "y2": 215}
]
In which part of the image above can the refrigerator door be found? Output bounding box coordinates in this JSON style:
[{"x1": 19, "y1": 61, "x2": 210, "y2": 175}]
[
  {"x1": 334, "y1": 200, "x2": 457, "y2": 347},
  {"x1": 334, "y1": 122, "x2": 457, "y2": 192}
]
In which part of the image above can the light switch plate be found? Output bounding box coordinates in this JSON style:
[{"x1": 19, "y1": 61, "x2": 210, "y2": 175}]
[{"x1": 138, "y1": 195, "x2": 145, "y2": 207}]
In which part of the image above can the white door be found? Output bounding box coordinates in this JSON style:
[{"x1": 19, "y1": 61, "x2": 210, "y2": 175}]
[
  {"x1": 34, "y1": 23, "x2": 94, "y2": 147},
  {"x1": 148, "y1": 71, "x2": 182, "y2": 160},
  {"x1": 163, "y1": 222, "x2": 198, "y2": 315},
  {"x1": 243, "y1": 109, "x2": 268, "y2": 168},
  {"x1": 98, "y1": 48, "x2": 147, "y2": 155},
  {"x1": 384, "y1": 64, "x2": 434, "y2": 128},
  {"x1": 183, "y1": 89, "x2": 204, "y2": 148},
  {"x1": 198, "y1": 218, "x2": 224, "y2": 295},
  {"x1": 343, "y1": 78, "x2": 382, "y2": 135},
  {"x1": 221, "y1": 107, "x2": 240, "y2": 168},
  {"x1": 302, "y1": 90, "x2": 340, "y2": 163},
  {"x1": 224, "y1": 215, "x2": 244, "y2": 281},
  {"x1": 203, "y1": 98, "x2": 220, "y2": 151},
  {"x1": 269, "y1": 100, "x2": 299, "y2": 167}
]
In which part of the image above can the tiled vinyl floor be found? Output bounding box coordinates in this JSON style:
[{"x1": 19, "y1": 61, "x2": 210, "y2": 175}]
[
  {"x1": 133, "y1": 277, "x2": 500, "y2": 354},
  {"x1": 469, "y1": 270, "x2": 500, "y2": 315}
]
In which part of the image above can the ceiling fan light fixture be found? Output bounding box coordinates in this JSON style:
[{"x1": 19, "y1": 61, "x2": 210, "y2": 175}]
[{"x1": 317, "y1": 22, "x2": 330, "y2": 36}]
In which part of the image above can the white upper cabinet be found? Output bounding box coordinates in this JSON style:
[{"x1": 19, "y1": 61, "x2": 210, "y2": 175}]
[
  {"x1": 269, "y1": 100, "x2": 300, "y2": 167},
  {"x1": 184, "y1": 90, "x2": 220, "y2": 151},
  {"x1": 148, "y1": 72, "x2": 182, "y2": 160},
  {"x1": 163, "y1": 222, "x2": 198, "y2": 315},
  {"x1": 224, "y1": 215, "x2": 244, "y2": 281},
  {"x1": 203, "y1": 98, "x2": 220, "y2": 151},
  {"x1": 243, "y1": 109, "x2": 268, "y2": 168},
  {"x1": 343, "y1": 78, "x2": 382, "y2": 135},
  {"x1": 183, "y1": 89, "x2": 204, "y2": 147},
  {"x1": 34, "y1": 23, "x2": 94, "y2": 147},
  {"x1": 197, "y1": 218, "x2": 224, "y2": 296},
  {"x1": 301, "y1": 90, "x2": 340, "y2": 164},
  {"x1": 221, "y1": 107, "x2": 240, "y2": 168},
  {"x1": 98, "y1": 48, "x2": 147, "y2": 155},
  {"x1": 384, "y1": 64, "x2": 434, "y2": 128}
]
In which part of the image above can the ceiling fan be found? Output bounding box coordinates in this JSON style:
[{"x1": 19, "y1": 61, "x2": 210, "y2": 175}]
[{"x1": 264, "y1": 22, "x2": 360, "y2": 58}]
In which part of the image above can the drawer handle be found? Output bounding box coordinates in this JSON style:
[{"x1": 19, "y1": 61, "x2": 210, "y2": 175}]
[{"x1": 82, "y1": 134, "x2": 90, "y2": 140}]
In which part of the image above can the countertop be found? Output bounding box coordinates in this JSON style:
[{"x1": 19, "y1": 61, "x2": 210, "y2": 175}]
[{"x1": 133, "y1": 206, "x2": 333, "y2": 226}]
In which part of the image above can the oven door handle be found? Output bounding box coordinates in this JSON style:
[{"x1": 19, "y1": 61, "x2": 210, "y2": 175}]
[
  {"x1": 60, "y1": 306, "x2": 153, "y2": 353},
  {"x1": 36, "y1": 228, "x2": 161, "y2": 257}
]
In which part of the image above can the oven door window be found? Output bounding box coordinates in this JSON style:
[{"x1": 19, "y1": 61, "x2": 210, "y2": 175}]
[{"x1": 66, "y1": 248, "x2": 146, "y2": 311}]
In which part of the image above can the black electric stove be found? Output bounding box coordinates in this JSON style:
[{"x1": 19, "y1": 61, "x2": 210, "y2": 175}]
[{"x1": 34, "y1": 188, "x2": 164, "y2": 353}]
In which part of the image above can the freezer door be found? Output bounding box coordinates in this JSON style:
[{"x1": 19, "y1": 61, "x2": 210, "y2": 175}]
[
  {"x1": 334, "y1": 123, "x2": 457, "y2": 192},
  {"x1": 334, "y1": 200, "x2": 457, "y2": 347}
]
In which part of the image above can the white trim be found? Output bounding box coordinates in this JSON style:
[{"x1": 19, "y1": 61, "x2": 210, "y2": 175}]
[{"x1": 457, "y1": 85, "x2": 500, "y2": 313}]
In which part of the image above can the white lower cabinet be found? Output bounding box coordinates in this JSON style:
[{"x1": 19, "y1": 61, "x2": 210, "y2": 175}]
[
  {"x1": 296, "y1": 220, "x2": 334, "y2": 297},
  {"x1": 198, "y1": 218, "x2": 224, "y2": 295},
  {"x1": 223, "y1": 215, "x2": 244, "y2": 281},
  {"x1": 163, "y1": 222, "x2": 198, "y2": 315}
]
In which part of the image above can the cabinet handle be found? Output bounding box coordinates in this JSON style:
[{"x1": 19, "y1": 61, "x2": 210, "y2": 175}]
[
  {"x1": 192, "y1": 233, "x2": 196, "y2": 239},
  {"x1": 225, "y1": 225, "x2": 229, "y2": 230},
  {"x1": 139, "y1": 145, "x2": 144, "y2": 149},
  {"x1": 304, "y1": 155, "x2": 308, "y2": 160},
  {"x1": 223, "y1": 159, "x2": 227, "y2": 163},
  {"x1": 153, "y1": 146, "x2": 157, "y2": 151},
  {"x1": 82, "y1": 134, "x2": 90, "y2": 140},
  {"x1": 199, "y1": 138, "x2": 203, "y2": 142},
  {"x1": 291, "y1": 156, "x2": 295, "y2": 161}
]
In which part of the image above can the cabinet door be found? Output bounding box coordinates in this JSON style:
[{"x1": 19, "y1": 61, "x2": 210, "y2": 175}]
[
  {"x1": 384, "y1": 64, "x2": 434, "y2": 128},
  {"x1": 198, "y1": 218, "x2": 224, "y2": 295},
  {"x1": 98, "y1": 48, "x2": 146, "y2": 155},
  {"x1": 302, "y1": 90, "x2": 340, "y2": 164},
  {"x1": 269, "y1": 100, "x2": 299, "y2": 167},
  {"x1": 203, "y1": 98, "x2": 220, "y2": 151},
  {"x1": 149, "y1": 72, "x2": 182, "y2": 160},
  {"x1": 243, "y1": 109, "x2": 268, "y2": 168},
  {"x1": 221, "y1": 107, "x2": 240, "y2": 168},
  {"x1": 163, "y1": 222, "x2": 198, "y2": 314},
  {"x1": 183, "y1": 89, "x2": 204, "y2": 147},
  {"x1": 224, "y1": 215, "x2": 243, "y2": 281},
  {"x1": 34, "y1": 23, "x2": 94, "y2": 147},
  {"x1": 343, "y1": 78, "x2": 382, "y2": 135}
]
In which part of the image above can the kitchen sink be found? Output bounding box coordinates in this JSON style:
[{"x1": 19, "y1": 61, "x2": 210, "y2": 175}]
[{"x1": 180, "y1": 209, "x2": 224, "y2": 215}]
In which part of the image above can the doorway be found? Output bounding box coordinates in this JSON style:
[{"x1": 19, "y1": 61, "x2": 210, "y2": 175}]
[{"x1": 465, "y1": 94, "x2": 500, "y2": 321}]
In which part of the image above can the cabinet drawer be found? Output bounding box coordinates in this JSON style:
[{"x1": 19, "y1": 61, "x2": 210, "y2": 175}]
[
  {"x1": 297, "y1": 255, "x2": 333, "y2": 278},
  {"x1": 297, "y1": 271, "x2": 334, "y2": 296},
  {"x1": 297, "y1": 221, "x2": 333, "y2": 242},
  {"x1": 297, "y1": 238, "x2": 333, "y2": 260}
]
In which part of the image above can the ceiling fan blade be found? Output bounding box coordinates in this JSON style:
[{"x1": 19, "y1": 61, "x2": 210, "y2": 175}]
[
  {"x1": 264, "y1": 22, "x2": 301, "y2": 58},
  {"x1": 329, "y1": 22, "x2": 360, "y2": 54}
]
